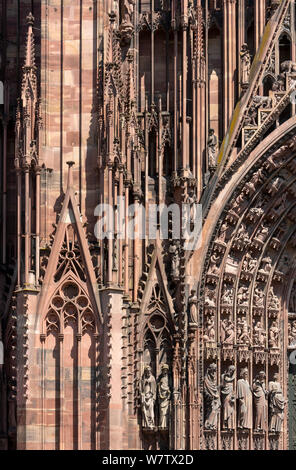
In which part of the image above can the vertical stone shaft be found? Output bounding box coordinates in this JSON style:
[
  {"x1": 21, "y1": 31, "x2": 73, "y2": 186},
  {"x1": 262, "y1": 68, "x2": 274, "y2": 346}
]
[
  {"x1": 223, "y1": 0, "x2": 237, "y2": 133},
  {"x1": 255, "y1": 0, "x2": 266, "y2": 51}
]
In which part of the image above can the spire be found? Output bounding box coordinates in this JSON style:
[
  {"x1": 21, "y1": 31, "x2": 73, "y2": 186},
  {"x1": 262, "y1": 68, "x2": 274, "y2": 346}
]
[
  {"x1": 24, "y1": 13, "x2": 36, "y2": 69},
  {"x1": 66, "y1": 161, "x2": 75, "y2": 189},
  {"x1": 21, "y1": 12, "x2": 37, "y2": 103}
]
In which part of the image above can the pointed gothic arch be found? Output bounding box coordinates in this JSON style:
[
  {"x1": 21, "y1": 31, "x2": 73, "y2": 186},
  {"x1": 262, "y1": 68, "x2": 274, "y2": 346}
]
[{"x1": 193, "y1": 121, "x2": 296, "y2": 450}]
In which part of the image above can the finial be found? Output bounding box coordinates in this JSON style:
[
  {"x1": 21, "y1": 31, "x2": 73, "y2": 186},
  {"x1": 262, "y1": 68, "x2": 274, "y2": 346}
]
[
  {"x1": 66, "y1": 161, "x2": 75, "y2": 188},
  {"x1": 26, "y1": 12, "x2": 34, "y2": 26}
]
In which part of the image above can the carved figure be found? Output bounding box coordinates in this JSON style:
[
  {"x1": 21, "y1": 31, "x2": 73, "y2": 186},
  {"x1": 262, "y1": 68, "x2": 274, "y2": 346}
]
[
  {"x1": 204, "y1": 290, "x2": 216, "y2": 308},
  {"x1": 254, "y1": 286, "x2": 265, "y2": 307},
  {"x1": 204, "y1": 363, "x2": 220, "y2": 430},
  {"x1": 237, "y1": 318, "x2": 251, "y2": 345},
  {"x1": 209, "y1": 253, "x2": 220, "y2": 275},
  {"x1": 221, "y1": 286, "x2": 233, "y2": 306},
  {"x1": 203, "y1": 315, "x2": 216, "y2": 342},
  {"x1": 221, "y1": 365, "x2": 235, "y2": 430},
  {"x1": 188, "y1": 289, "x2": 198, "y2": 325},
  {"x1": 221, "y1": 319, "x2": 235, "y2": 345},
  {"x1": 169, "y1": 241, "x2": 180, "y2": 279},
  {"x1": 141, "y1": 365, "x2": 156, "y2": 429},
  {"x1": 288, "y1": 320, "x2": 296, "y2": 348},
  {"x1": 240, "y1": 43, "x2": 251, "y2": 85},
  {"x1": 208, "y1": 129, "x2": 218, "y2": 168},
  {"x1": 269, "y1": 373, "x2": 286, "y2": 433},
  {"x1": 269, "y1": 321, "x2": 279, "y2": 348},
  {"x1": 281, "y1": 60, "x2": 296, "y2": 74},
  {"x1": 158, "y1": 364, "x2": 171, "y2": 429},
  {"x1": 120, "y1": 0, "x2": 134, "y2": 25},
  {"x1": 253, "y1": 321, "x2": 266, "y2": 346},
  {"x1": 253, "y1": 371, "x2": 268, "y2": 432},
  {"x1": 237, "y1": 367, "x2": 252, "y2": 429},
  {"x1": 238, "y1": 286, "x2": 249, "y2": 306}
]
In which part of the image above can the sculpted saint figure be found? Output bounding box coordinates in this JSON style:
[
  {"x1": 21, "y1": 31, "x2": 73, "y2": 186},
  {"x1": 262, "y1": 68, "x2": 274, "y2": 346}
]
[
  {"x1": 169, "y1": 241, "x2": 180, "y2": 279},
  {"x1": 288, "y1": 320, "x2": 296, "y2": 347},
  {"x1": 208, "y1": 129, "x2": 218, "y2": 168},
  {"x1": 141, "y1": 365, "x2": 156, "y2": 429},
  {"x1": 253, "y1": 371, "x2": 268, "y2": 432},
  {"x1": 237, "y1": 367, "x2": 252, "y2": 429},
  {"x1": 203, "y1": 315, "x2": 216, "y2": 342},
  {"x1": 269, "y1": 373, "x2": 285, "y2": 433},
  {"x1": 240, "y1": 43, "x2": 251, "y2": 85},
  {"x1": 204, "y1": 363, "x2": 221, "y2": 430},
  {"x1": 253, "y1": 321, "x2": 266, "y2": 347},
  {"x1": 221, "y1": 365, "x2": 236, "y2": 430},
  {"x1": 188, "y1": 289, "x2": 198, "y2": 325},
  {"x1": 158, "y1": 364, "x2": 171, "y2": 429},
  {"x1": 269, "y1": 321, "x2": 279, "y2": 348},
  {"x1": 237, "y1": 318, "x2": 251, "y2": 345},
  {"x1": 209, "y1": 253, "x2": 220, "y2": 275},
  {"x1": 120, "y1": 0, "x2": 134, "y2": 25},
  {"x1": 221, "y1": 319, "x2": 235, "y2": 345}
]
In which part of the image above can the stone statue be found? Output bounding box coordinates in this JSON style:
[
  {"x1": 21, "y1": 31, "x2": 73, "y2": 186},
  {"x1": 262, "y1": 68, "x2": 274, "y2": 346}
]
[
  {"x1": 120, "y1": 0, "x2": 134, "y2": 25},
  {"x1": 203, "y1": 315, "x2": 216, "y2": 342},
  {"x1": 218, "y1": 222, "x2": 228, "y2": 243},
  {"x1": 208, "y1": 129, "x2": 218, "y2": 168},
  {"x1": 238, "y1": 286, "x2": 249, "y2": 306},
  {"x1": 204, "y1": 363, "x2": 220, "y2": 430},
  {"x1": 253, "y1": 371, "x2": 268, "y2": 432},
  {"x1": 141, "y1": 365, "x2": 156, "y2": 429},
  {"x1": 119, "y1": 0, "x2": 134, "y2": 45},
  {"x1": 237, "y1": 318, "x2": 251, "y2": 345},
  {"x1": 169, "y1": 241, "x2": 180, "y2": 279},
  {"x1": 204, "y1": 290, "x2": 216, "y2": 308},
  {"x1": 188, "y1": 289, "x2": 198, "y2": 325},
  {"x1": 253, "y1": 321, "x2": 266, "y2": 347},
  {"x1": 237, "y1": 367, "x2": 252, "y2": 429},
  {"x1": 158, "y1": 364, "x2": 171, "y2": 429},
  {"x1": 221, "y1": 319, "x2": 235, "y2": 345},
  {"x1": 254, "y1": 286, "x2": 264, "y2": 307},
  {"x1": 221, "y1": 286, "x2": 233, "y2": 306},
  {"x1": 221, "y1": 365, "x2": 236, "y2": 430},
  {"x1": 288, "y1": 320, "x2": 296, "y2": 348},
  {"x1": 240, "y1": 43, "x2": 251, "y2": 86},
  {"x1": 268, "y1": 373, "x2": 285, "y2": 433},
  {"x1": 209, "y1": 253, "x2": 220, "y2": 275},
  {"x1": 269, "y1": 321, "x2": 279, "y2": 349}
]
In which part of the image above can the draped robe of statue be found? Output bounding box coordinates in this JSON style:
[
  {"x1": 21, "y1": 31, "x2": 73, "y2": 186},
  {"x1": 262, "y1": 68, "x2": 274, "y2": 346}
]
[
  {"x1": 204, "y1": 365, "x2": 220, "y2": 430},
  {"x1": 237, "y1": 377, "x2": 253, "y2": 429},
  {"x1": 141, "y1": 368, "x2": 156, "y2": 429},
  {"x1": 269, "y1": 379, "x2": 285, "y2": 433},
  {"x1": 253, "y1": 377, "x2": 267, "y2": 431},
  {"x1": 158, "y1": 367, "x2": 171, "y2": 429},
  {"x1": 221, "y1": 367, "x2": 235, "y2": 429}
]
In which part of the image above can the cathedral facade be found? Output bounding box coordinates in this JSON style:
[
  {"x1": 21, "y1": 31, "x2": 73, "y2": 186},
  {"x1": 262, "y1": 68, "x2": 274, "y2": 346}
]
[{"x1": 0, "y1": 0, "x2": 296, "y2": 451}]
